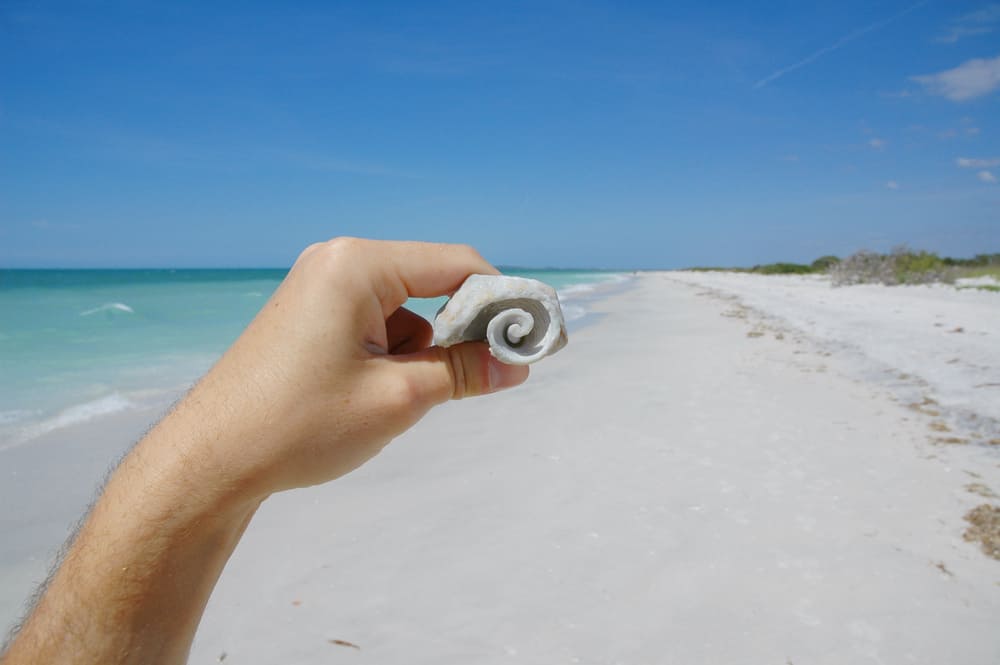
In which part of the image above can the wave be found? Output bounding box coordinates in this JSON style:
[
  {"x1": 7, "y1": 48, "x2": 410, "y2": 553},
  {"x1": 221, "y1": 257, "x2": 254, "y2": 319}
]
[
  {"x1": 557, "y1": 273, "x2": 633, "y2": 300},
  {"x1": 553, "y1": 273, "x2": 634, "y2": 324},
  {"x1": 80, "y1": 302, "x2": 135, "y2": 316},
  {"x1": 558, "y1": 283, "x2": 598, "y2": 298},
  {"x1": 1, "y1": 393, "x2": 135, "y2": 451}
]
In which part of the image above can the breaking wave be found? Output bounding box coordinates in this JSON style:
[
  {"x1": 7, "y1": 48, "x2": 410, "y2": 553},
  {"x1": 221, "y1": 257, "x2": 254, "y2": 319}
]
[{"x1": 80, "y1": 302, "x2": 135, "y2": 316}]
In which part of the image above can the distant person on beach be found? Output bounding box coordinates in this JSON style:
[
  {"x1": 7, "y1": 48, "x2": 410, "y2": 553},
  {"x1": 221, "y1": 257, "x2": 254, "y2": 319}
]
[{"x1": 0, "y1": 239, "x2": 529, "y2": 665}]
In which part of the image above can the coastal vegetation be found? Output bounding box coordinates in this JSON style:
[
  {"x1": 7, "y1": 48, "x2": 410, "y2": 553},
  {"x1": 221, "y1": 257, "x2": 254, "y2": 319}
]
[{"x1": 687, "y1": 248, "x2": 1000, "y2": 290}]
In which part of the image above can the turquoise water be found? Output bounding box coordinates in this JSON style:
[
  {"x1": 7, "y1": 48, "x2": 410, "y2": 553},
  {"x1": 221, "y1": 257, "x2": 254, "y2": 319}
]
[{"x1": 0, "y1": 268, "x2": 627, "y2": 447}]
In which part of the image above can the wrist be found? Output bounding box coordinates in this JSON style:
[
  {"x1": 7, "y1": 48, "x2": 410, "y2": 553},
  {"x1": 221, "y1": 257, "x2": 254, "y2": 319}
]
[{"x1": 128, "y1": 406, "x2": 272, "y2": 526}]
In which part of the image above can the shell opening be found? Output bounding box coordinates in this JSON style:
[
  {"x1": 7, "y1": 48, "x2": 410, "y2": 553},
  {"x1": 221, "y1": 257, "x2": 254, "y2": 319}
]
[{"x1": 466, "y1": 299, "x2": 553, "y2": 364}]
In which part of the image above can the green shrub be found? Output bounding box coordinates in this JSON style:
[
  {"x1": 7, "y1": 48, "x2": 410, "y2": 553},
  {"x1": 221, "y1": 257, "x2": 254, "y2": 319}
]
[
  {"x1": 892, "y1": 249, "x2": 952, "y2": 284},
  {"x1": 958, "y1": 284, "x2": 1000, "y2": 293},
  {"x1": 810, "y1": 255, "x2": 840, "y2": 272},
  {"x1": 751, "y1": 262, "x2": 815, "y2": 275},
  {"x1": 957, "y1": 265, "x2": 1000, "y2": 280},
  {"x1": 944, "y1": 253, "x2": 1000, "y2": 268}
]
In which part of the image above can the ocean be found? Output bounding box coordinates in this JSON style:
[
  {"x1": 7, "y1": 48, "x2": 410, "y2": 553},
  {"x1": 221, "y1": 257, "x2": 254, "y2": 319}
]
[{"x1": 0, "y1": 268, "x2": 628, "y2": 449}]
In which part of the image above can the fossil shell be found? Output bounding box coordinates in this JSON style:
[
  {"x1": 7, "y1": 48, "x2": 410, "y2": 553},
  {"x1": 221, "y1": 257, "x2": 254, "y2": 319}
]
[{"x1": 432, "y1": 275, "x2": 568, "y2": 365}]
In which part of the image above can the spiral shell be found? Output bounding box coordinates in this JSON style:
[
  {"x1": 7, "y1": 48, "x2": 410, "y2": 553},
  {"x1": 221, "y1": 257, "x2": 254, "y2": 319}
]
[{"x1": 432, "y1": 275, "x2": 568, "y2": 365}]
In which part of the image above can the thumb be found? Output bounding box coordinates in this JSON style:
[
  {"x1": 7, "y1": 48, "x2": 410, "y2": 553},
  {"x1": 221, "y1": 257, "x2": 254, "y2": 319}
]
[{"x1": 397, "y1": 342, "x2": 530, "y2": 405}]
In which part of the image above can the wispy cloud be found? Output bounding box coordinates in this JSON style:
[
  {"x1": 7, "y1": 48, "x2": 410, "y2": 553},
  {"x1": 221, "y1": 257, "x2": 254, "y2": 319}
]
[
  {"x1": 869, "y1": 138, "x2": 887, "y2": 150},
  {"x1": 956, "y1": 157, "x2": 1000, "y2": 167},
  {"x1": 885, "y1": 180, "x2": 900, "y2": 190},
  {"x1": 754, "y1": 1, "x2": 930, "y2": 89},
  {"x1": 953, "y1": 156, "x2": 1000, "y2": 183},
  {"x1": 935, "y1": 4, "x2": 1000, "y2": 44},
  {"x1": 912, "y1": 54, "x2": 1000, "y2": 101},
  {"x1": 939, "y1": 124, "x2": 981, "y2": 139}
]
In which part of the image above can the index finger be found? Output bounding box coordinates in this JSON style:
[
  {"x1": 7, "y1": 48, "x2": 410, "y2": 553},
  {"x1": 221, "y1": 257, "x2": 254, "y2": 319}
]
[{"x1": 371, "y1": 240, "x2": 500, "y2": 315}]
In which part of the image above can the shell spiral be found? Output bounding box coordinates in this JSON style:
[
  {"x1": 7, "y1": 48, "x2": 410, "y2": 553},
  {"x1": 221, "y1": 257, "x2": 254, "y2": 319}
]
[{"x1": 432, "y1": 275, "x2": 568, "y2": 365}]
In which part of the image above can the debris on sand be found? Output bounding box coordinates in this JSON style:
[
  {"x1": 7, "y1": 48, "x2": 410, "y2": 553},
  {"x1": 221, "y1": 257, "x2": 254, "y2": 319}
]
[{"x1": 963, "y1": 504, "x2": 1000, "y2": 560}]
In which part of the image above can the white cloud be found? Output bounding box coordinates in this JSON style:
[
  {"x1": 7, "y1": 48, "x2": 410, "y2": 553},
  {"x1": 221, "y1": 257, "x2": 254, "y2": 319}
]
[
  {"x1": 911, "y1": 54, "x2": 1000, "y2": 101},
  {"x1": 935, "y1": 4, "x2": 1000, "y2": 44},
  {"x1": 885, "y1": 180, "x2": 900, "y2": 190},
  {"x1": 978, "y1": 170, "x2": 998, "y2": 183},
  {"x1": 869, "y1": 138, "x2": 887, "y2": 150},
  {"x1": 956, "y1": 157, "x2": 1000, "y2": 168}
]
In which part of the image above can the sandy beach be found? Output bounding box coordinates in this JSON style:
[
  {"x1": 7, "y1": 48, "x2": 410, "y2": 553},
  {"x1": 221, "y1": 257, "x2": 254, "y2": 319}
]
[{"x1": 2, "y1": 273, "x2": 998, "y2": 663}]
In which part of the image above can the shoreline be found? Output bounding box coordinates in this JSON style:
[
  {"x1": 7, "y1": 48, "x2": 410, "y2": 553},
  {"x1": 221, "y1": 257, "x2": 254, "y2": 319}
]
[
  {"x1": 0, "y1": 275, "x2": 637, "y2": 631},
  {"x1": 0, "y1": 271, "x2": 630, "y2": 453},
  {"x1": 3, "y1": 273, "x2": 998, "y2": 663}
]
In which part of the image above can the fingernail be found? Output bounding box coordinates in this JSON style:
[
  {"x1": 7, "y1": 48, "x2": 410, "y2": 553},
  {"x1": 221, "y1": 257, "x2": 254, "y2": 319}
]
[{"x1": 488, "y1": 357, "x2": 530, "y2": 392}]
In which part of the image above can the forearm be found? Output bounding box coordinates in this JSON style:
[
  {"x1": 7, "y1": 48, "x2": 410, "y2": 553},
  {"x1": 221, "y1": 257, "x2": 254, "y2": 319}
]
[
  {"x1": 2, "y1": 391, "x2": 264, "y2": 665},
  {"x1": 1, "y1": 239, "x2": 525, "y2": 664}
]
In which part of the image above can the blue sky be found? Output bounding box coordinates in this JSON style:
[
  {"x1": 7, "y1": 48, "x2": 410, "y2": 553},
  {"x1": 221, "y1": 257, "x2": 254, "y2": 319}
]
[{"x1": 1, "y1": 1, "x2": 999, "y2": 268}]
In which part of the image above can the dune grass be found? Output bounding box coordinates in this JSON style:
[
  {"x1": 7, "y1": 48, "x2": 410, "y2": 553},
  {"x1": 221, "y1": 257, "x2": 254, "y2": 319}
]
[{"x1": 685, "y1": 249, "x2": 999, "y2": 288}]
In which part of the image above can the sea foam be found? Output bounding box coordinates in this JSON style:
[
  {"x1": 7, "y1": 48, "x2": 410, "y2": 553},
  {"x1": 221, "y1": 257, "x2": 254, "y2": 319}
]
[
  {"x1": 80, "y1": 302, "x2": 135, "y2": 316},
  {"x1": 1, "y1": 394, "x2": 135, "y2": 451}
]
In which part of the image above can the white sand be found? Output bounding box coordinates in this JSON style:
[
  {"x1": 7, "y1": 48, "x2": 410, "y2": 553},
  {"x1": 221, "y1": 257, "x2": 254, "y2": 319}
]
[
  {"x1": 667, "y1": 271, "x2": 1000, "y2": 441},
  {"x1": 2, "y1": 274, "x2": 998, "y2": 663}
]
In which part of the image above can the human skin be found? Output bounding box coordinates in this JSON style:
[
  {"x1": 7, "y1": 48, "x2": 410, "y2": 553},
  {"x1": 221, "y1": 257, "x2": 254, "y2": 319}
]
[{"x1": 0, "y1": 238, "x2": 529, "y2": 665}]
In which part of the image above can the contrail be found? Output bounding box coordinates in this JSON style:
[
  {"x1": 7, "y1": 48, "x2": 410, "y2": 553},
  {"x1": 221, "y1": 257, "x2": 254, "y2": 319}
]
[{"x1": 754, "y1": 0, "x2": 931, "y2": 89}]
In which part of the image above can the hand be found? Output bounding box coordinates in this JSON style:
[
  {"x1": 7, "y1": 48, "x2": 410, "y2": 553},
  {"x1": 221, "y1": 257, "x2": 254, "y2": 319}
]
[
  {"x1": 0, "y1": 238, "x2": 529, "y2": 665},
  {"x1": 173, "y1": 238, "x2": 530, "y2": 499}
]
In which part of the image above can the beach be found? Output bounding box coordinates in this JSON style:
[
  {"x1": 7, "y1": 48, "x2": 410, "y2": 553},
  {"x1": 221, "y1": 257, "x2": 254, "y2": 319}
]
[{"x1": 2, "y1": 272, "x2": 999, "y2": 663}]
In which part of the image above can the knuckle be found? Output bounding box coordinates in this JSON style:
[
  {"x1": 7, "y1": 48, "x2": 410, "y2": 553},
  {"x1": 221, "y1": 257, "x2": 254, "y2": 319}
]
[
  {"x1": 301, "y1": 237, "x2": 367, "y2": 278},
  {"x1": 383, "y1": 372, "x2": 426, "y2": 421},
  {"x1": 457, "y1": 243, "x2": 485, "y2": 263},
  {"x1": 324, "y1": 236, "x2": 365, "y2": 253},
  {"x1": 297, "y1": 242, "x2": 325, "y2": 262}
]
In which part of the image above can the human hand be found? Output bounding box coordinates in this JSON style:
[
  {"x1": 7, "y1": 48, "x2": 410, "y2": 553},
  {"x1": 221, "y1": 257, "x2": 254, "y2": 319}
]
[
  {"x1": 172, "y1": 238, "x2": 530, "y2": 500},
  {"x1": 0, "y1": 238, "x2": 530, "y2": 665}
]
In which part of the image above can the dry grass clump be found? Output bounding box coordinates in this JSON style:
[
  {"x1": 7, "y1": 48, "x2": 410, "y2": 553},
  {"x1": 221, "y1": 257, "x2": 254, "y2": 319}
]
[
  {"x1": 963, "y1": 504, "x2": 1000, "y2": 560},
  {"x1": 908, "y1": 397, "x2": 941, "y2": 417},
  {"x1": 830, "y1": 246, "x2": 956, "y2": 286},
  {"x1": 966, "y1": 483, "x2": 998, "y2": 499}
]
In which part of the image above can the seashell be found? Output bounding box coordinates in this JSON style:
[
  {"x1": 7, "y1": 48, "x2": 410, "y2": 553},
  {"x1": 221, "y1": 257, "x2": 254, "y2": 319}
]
[{"x1": 432, "y1": 274, "x2": 568, "y2": 365}]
